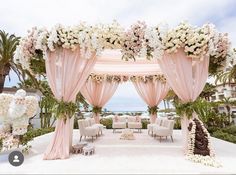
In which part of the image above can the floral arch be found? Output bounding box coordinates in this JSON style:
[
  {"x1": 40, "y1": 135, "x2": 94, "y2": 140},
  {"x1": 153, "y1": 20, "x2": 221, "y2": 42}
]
[{"x1": 13, "y1": 21, "x2": 232, "y2": 165}]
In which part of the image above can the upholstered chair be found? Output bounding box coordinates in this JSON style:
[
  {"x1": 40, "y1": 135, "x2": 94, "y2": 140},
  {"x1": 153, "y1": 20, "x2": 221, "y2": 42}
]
[
  {"x1": 78, "y1": 120, "x2": 99, "y2": 142},
  {"x1": 112, "y1": 116, "x2": 127, "y2": 133},
  {"x1": 127, "y1": 116, "x2": 142, "y2": 133},
  {"x1": 153, "y1": 120, "x2": 175, "y2": 142},
  {"x1": 147, "y1": 117, "x2": 163, "y2": 136}
]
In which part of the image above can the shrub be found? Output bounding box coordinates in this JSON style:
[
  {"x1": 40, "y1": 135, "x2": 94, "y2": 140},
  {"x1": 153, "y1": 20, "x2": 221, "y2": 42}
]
[
  {"x1": 207, "y1": 126, "x2": 220, "y2": 134},
  {"x1": 141, "y1": 119, "x2": 149, "y2": 129},
  {"x1": 20, "y1": 127, "x2": 55, "y2": 146},
  {"x1": 212, "y1": 130, "x2": 236, "y2": 144},
  {"x1": 100, "y1": 118, "x2": 113, "y2": 129},
  {"x1": 221, "y1": 125, "x2": 236, "y2": 136},
  {"x1": 174, "y1": 117, "x2": 181, "y2": 129}
]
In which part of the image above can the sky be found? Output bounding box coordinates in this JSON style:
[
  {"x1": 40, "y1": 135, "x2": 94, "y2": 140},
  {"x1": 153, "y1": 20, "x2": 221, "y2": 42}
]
[{"x1": 1, "y1": 0, "x2": 236, "y2": 111}]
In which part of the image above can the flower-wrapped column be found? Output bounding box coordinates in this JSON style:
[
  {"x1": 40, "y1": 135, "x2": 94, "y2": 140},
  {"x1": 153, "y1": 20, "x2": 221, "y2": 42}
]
[
  {"x1": 43, "y1": 48, "x2": 97, "y2": 160},
  {"x1": 158, "y1": 49, "x2": 209, "y2": 151}
]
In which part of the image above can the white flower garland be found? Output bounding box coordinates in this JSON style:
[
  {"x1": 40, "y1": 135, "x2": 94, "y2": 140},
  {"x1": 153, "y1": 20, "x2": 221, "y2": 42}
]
[
  {"x1": 87, "y1": 74, "x2": 166, "y2": 83},
  {"x1": 186, "y1": 118, "x2": 221, "y2": 167},
  {"x1": 14, "y1": 21, "x2": 231, "y2": 73}
]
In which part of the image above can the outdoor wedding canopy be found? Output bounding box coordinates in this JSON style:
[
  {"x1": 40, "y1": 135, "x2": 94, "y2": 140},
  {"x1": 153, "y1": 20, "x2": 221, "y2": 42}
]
[{"x1": 13, "y1": 21, "x2": 232, "y2": 165}]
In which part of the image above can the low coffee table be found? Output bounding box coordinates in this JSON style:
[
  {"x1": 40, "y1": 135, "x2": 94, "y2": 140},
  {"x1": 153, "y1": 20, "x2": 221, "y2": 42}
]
[{"x1": 120, "y1": 129, "x2": 135, "y2": 140}]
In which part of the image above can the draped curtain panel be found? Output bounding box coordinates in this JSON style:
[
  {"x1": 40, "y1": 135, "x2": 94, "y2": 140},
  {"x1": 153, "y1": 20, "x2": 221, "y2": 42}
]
[
  {"x1": 133, "y1": 81, "x2": 169, "y2": 123},
  {"x1": 43, "y1": 48, "x2": 97, "y2": 160},
  {"x1": 81, "y1": 80, "x2": 119, "y2": 123},
  {"x1": 157, "y1": 48, "x2": 209, "y2": 151}
]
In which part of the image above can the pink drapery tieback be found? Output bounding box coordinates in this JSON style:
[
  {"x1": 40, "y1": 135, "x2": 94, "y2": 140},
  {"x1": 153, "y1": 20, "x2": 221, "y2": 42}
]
[
  {"x1": 43, "y1": 48, "x2": 97, "y2": 160},
  {"x1": 81, "y1": 80, "x2": 119, "y2": 123},
  {"x1": 158, "y1": 48, "x2": 209, "y2": 152},
  {"x1": 132, "y1": 81, "x2": 169, "y2": 124}
]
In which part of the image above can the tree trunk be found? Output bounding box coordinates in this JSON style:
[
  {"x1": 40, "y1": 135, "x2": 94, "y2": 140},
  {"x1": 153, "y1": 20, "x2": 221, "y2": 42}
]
[
  {"x1": 163, "y1": 100, "x2": 167, "y2": 110},
  {"x1": 0, "y1": 74, "x2": 6, "y2": 93},
  {"x1": 0, "y1": 64, "x2": 11, "y2": 93},
  {"x1": 167, "y1": 100, "x2": 170, "y2": 109}
]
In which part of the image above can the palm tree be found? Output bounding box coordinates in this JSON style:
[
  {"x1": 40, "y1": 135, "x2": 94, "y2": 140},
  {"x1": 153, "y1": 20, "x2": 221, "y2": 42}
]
[
  {"x1": 199, "y1": 83, "x2": 217, "y2": 101},
  {"x1": 216, "y1": 66, "x2": 236, "y2": 85},
  {"x1": 216, "y1": 49, "x2": 236, "y2": 85},
  {"x1": 0, "y1": 30, "x2": 20, "y2": 93}
]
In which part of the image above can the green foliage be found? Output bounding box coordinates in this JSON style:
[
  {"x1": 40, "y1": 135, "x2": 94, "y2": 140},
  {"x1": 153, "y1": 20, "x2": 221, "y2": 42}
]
[
  {"x1": 0, "y1": 138, "x2": 2, "y2": 151},
  {"x1": 212, "y1": 130, "x2": 236, "y2": 144},
  {"x1": 174, "y1": 100, "x2": 196, "y2": 119},
  {"x1": 29, "y1": 51, "x2": 45, "y2": 75},
  {"x1": 0, "y1": 30, "x2": 21, "y2": 92},
  {"x1": 73, "y1": 116, "x2": 79, "y2": 129},
  {"x1": 221, "y1": 125, "x2": 236, "y2": 135},
  {"x1": 174, "y1": 98, "x2": 232, "y2": 128},
  {"x1": 92, "y1": 106, "x2": 102, "y2": 115},
  {"x1": 216, "y1": 54, "x2": 236, "y2": 84},
  {"x1": 52, "y1": 100, "x2": 77, "y2": 120},
  {"x1": 199, "y1": 83, "x2": 216, "y2": 100},
  {"x1": 141, "y1": 119, "x2": 149, "y2": 129},
  {"x1": 174, "y1": 117, "x2": 181, "y2": 129},
  {"x1": 209, "y1": 55, "x2": 226, "y2": 76},
  {"x1": 100, "y1": 118, "x2": 113, "y2": 129},
  {"x1": 0, "y1": 30, "x2": 20, "y2": 65},
  {"x1": 20, "y1": 127, "x2": 55, "y2": 146},
  {"x1": 147, "y1": 106, "x2": 158, "y2": 115}
]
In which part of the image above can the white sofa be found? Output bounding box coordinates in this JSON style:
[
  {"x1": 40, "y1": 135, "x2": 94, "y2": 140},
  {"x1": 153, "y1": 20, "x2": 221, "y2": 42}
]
[
  {"x1": 127, "y1": 116, "x2": 142, "y2": 132},
  {"x1": 153, "y1": 119, "x2": 175, "y2": 142},
  {"x1": 147, "y1": 117, "x2": 163, "y2": 136},
  {"x1": 78, "y1": 119, "x2": 99, "y2": 142},
  {"x1": 112, "y1": 116, "x2": 126, "y2": 133}
]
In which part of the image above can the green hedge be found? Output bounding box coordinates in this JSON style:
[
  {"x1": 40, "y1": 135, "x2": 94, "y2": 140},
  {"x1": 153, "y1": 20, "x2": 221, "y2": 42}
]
[
  {"x1": 221, "y1": 125, "x2": 236, "y2": 135},
  {"x1": 20, "y1": 127, "x2": 55, "y2": 146},
  {"x1": 174, "y1": 117, "x2": 181, "y2": 129},
  {"x1": 100, "y1": 118, "x2": 113, "y2": 129},
  {"x1": 212, "y1": 130, "x2": 236, "y2": 144}
]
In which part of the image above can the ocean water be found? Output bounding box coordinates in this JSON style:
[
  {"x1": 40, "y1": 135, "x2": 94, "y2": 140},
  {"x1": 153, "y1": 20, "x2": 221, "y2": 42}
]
[{"x1": 104, "y1": 82, "x2": 171, "y2": 112}]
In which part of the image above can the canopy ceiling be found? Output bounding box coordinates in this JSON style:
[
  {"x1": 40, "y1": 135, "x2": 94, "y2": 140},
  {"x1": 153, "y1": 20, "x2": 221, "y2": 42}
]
[{"x1": 92, "y1": 49, "x2": 162, "y2": 76}]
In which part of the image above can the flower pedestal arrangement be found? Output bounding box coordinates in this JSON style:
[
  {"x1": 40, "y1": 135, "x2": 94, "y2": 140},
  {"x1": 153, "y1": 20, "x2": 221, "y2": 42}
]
[
  {"x1": 120, "y1": 129, "x2": 135, "y2": 140},
  {"x1": 0, "y1": 89, "x2": 39, "y2": 153},
  {"x1": 186, "y1": 118, "x2": 221, "y2": 167}
]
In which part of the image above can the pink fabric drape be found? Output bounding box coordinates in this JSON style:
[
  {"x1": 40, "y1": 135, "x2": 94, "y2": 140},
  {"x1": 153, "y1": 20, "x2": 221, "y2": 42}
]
[
  {"x1": 158, "y1": 48, "x2": 209, "y2": 151},
  {"x1": 133, "y1": 81, "x2": 169, "y2": 123},
  {"x1": 44, "y1": 48, "x2": 97, "y2": 160},
  {"x1": 81, "y1": 79, "x2": 119, "y2": 123}
]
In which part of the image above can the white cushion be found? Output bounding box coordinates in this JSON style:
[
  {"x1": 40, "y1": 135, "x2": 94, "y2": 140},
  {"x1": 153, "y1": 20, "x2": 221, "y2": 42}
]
[
  {"x1": 162, "y1": 119, "x2": 169, "y2": 127},
  {"x1": 112, "y1": 122, "x2": 126, "y2": 129},
  {"x1": 128, "y1": 122, "x2": 142, "y2": 129}
]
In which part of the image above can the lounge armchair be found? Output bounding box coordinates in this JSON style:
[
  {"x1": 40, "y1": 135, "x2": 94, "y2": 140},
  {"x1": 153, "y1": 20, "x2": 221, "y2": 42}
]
[
  {"x1": 127, "y1": 116, "x2": 142, "y2": 132},
  {"x1": 153, "y1": 119, "x2": 175, "y2": 142},
  {"x1": 78, "y1": 119, "x2": 99, "y2": 142},
  {"x1": 87, "y1": 118, "x2": 104, "y2": 135},
  {"x1": 112, "y1": 116, "x2": 126, "y2": 133},
  {"x1": 147, "y1": 117, "x2": 163, "y2": 136}
]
